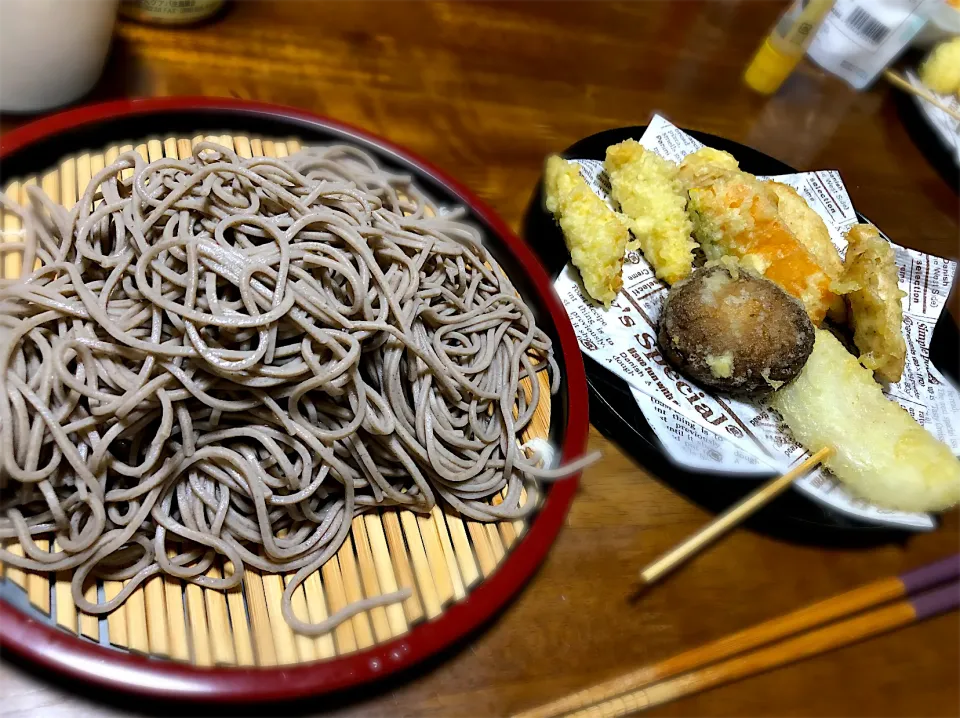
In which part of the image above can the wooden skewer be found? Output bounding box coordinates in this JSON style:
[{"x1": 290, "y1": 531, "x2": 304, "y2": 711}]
[
  {"x1": 884, "y1": 69, "x2": 960, "y2": 122},
  {"x1": 400, "y1": 511, "x2": 442, "y2": 619},
  {"x1": 162, "y1": 549, "x2": 189, "y2": 662},
  {"x1": 364, "y1": 513, "x2": 409, "y2": 638},
  {"x1": 283, "y1": 573, "x2": 318, "y2": 663},
  {"x1": 468, "y1": 519, "x2": 499, "y2": 578},
  {"x1": 262, "y1": 571, "x2": 299, "y2": 665},
  {"x1": 223, "y1": 561, "x2": 256, "y2": 666},
  {"x1": 515, "y1": 555, "x2": 960, "y2": 718},
  {"x1": 322, "y1": 555, "x2": 358, "y2": 654},
  {"x1": 242, "y1": 569, "x2": 277, "y2": 666},
  {"x1": 4, "y1": 542, "x2": 27, "y2": 590},
  {"x1": 52, "y1": 540, "x2": 78, "y2": 633},
  {"x1": 336, "y1": 535, "x2": 376, "y2": 650},
  {"x1": 204, "y1": 562, "x2": 237, "y2": 665},
  {"x1": 443, "y1": 509, "x2": 480, "y2": 591},
  {"x1": 25, "y1": 529, "x2": 51, "y2": 618},
  {"x1": 301, "y1": 567, "x2": 336, "y2": 659},
  {"x1": 184, "y1": 581, "x2": 213, "y2": 666},
  {"x1": 351, "y1": 516, "x2": 394, "y2": 642},
  {"x1": 417, "y1": 511, "x2": 456, "y2": 606},
  {"x1": 430, "y1": 505, "x2": 467, "y2": 601},
  {"x1": 639, "y1": 448, "x2": 833, "y2": 586}
]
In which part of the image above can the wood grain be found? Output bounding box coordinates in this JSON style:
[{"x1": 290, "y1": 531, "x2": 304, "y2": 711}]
[
  {"x1": 558, "y1": 600, "x2": 924, "y2": 718},
  {"x1": 0, "y1": 1, "x2": 958, "y2": 716},
  {"x1": 515, "y1": 574, "x2": 914, "y2": 718}
]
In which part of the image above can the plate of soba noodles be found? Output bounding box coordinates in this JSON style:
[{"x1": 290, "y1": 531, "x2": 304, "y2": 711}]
[{"x1": 0, "y1": 97, "x2": 592, "y2": 702}]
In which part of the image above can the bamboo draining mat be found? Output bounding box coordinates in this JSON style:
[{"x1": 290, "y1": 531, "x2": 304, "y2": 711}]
[{"x1": 0, "y1": 132, "x2": 548, "y2": 667}]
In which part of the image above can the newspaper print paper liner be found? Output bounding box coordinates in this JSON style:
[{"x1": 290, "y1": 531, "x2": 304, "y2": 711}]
[{"x1": 554, "y1": 115, "x2": 960, "y2": 531}]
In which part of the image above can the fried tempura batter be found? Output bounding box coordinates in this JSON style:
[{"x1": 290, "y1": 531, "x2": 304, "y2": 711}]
[
  {"x1": 920, "y1": 37, "x2": 960, "y2": 95},
  {"x1": 678, "y1": 147, "x2": 740, "y2": 191},
  {"x1": 767, "y1": 183, "x2": 844, "y2": 280},
  {"x1": 659, "y1": 265, "x2": 814, "y2": 394},
  {"x1": 544, "y1": 155, "x2": 629, "y2": 306},
  {"x1": 768, "y1": 182, "x2": 847, "y2": 322},
  {"x1": 687, "y1": 169, "x2": 837, "y2": 324},
  {"x1": 605, "y1": 140, "x2": 696, "y2": 285},
  {"x1": 771, "y1": 329, "x2": 959, "y2": 512},
  {"x1": 839, "y1": 224, "x2": 907, "y2": 384}
]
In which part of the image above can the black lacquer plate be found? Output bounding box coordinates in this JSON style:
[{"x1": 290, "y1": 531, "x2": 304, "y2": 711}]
[{"x1": 523, "y1": 125, "x2": 960, "y2": 542}]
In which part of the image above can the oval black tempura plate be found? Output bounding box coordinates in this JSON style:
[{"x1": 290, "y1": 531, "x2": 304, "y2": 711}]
[{"x1": 524, "y1": 125, "x2": 960, "y2": 543}]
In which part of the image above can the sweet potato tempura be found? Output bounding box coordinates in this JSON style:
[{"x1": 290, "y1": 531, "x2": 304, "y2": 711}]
[
  {"x1": 767, "y1": 183, "x2": 844, "y2": 280},
  {"x1": 767, "y1": 182, "x2": 847, "y2": 322},
  {"x1": 605, "y1": 141, "x2": 696, "y2": 285},
  {"x1": 544, "y1": 156, "x2": 629, "y2": 306},
  {"x1": 686, "y1": 168, "x2": 837, "y2": 324},
  {"x1": 839, "y1": 224, "x2": 907, "y2": 384}
]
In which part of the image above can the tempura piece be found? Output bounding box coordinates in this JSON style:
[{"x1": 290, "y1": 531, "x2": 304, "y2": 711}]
[
  {"x1": 767, "y1": 183, "x2": 844, "y2": 280},
  {"x1": 544, "y1": 155, "x2": 629, "y2": 306},
  {"x1": 678, "y1": 147, "x2": 740, "y2": 191},
  {"x1": 920, "y1": 37, "x2": 960, "y2": 95},
  {"x1": 659, "y1": 265, "x2": 814, "y2": 394},
  {"x1": 771, "y1": 329, "x2": 960, "y2": 512},
  {"x1": 767, "y1": 182, "x2": 846, "y2": 322},
  {"x1": 687, "y1": 171, "x2": 837, "y2": 324},
  {"x1": 605, "y1": 140, "x2": 696, "y2": 284},
  {"x1": 839, "y1": 224, "x2": 907, "y2": 384}
]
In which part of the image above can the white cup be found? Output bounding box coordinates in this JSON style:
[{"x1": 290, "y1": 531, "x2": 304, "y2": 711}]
[{"x1": 0, "y1": 0, "x2": 120, "y2": 113}]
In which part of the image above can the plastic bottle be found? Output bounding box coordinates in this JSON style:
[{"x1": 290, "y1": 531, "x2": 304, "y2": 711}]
[{"x1": 744, "y1": 0, "x2": 836, "y2": 95}]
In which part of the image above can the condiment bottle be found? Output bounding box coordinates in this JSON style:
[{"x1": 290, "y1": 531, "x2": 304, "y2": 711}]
[
  {"x1": 744, "y1": 0, "x2": 836, "y2": 95},
  {"x1": 119, "y1": 0, "x2": 224, "y2": 25}
]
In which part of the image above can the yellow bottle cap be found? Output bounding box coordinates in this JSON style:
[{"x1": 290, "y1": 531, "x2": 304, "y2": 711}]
[{"x1": 744, "y1": 40, "x2": 802, "y2": 95}]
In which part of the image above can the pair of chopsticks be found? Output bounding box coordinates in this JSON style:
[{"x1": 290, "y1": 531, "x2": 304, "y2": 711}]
[{"x1": 514, "y1": 554, "x2": 960, "y2": 718}]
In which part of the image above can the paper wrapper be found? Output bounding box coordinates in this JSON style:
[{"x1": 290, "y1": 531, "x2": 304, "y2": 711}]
[
  {"x1": 805, "y1": 0, "x2": 936, "y2": 90},
  {"x1": 554, "y1": 115, "x2": 960, "y2": 531}
]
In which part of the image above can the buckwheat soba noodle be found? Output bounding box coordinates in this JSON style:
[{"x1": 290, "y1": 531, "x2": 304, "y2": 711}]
[{"x1": 0, "y1": 141, "x2": 597, "y2": 634}]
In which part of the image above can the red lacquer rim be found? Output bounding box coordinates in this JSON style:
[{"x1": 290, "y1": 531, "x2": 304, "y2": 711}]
[{"x1": 0, "y1": 97, "x2": 590, "y2": 702}]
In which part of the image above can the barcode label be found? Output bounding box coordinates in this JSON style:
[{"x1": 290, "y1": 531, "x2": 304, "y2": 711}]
[{"x1": 845, "y1": 6, "x2": 891, "y2": 44}]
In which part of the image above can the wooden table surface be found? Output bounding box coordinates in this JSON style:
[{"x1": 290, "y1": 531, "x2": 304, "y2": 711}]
[{"x1": 1, "y1": 2, "x2": 958, "y2": 716}]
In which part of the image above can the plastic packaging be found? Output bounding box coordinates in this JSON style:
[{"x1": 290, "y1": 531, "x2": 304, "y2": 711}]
[{"x1": 807, "y1": 0, "x2": 939, "y2": 88}]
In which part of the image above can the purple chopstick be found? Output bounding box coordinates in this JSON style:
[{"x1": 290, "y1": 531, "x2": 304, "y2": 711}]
[{"x1": 899, "y1": 553, "x2": 960, "y2": 594}]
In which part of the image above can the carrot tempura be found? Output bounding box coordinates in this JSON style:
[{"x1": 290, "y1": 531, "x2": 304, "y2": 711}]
[
  {"x1": 767, "y1": 181, "x2": 847, "y2": 322},
  {"x1": 687, "y1": 170, "x2": 837, "y2": 324}
]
